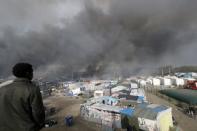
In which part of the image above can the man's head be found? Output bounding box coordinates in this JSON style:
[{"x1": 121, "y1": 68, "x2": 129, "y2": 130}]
[{"x1": 12, "y1": 63, "x2": 33, "y2": 80}]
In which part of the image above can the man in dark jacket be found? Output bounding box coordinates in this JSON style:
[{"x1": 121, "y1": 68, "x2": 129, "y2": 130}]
[{"x1": 0, "y1": 63, "x2": 45, "y2": 131}]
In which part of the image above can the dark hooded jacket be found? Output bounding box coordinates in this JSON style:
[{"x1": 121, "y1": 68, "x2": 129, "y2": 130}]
[{"x1": 0, "y1": 78, "x2": 45, "y2": 131}]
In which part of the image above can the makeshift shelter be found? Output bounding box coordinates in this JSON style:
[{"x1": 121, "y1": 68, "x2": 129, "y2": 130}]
[
  {"x1": 80, "y1": 103, "x2": 122, "y2": 129},
  {"x1": 120, "y1": 103, "x2": 173, "y2": 131},
  {"x1": 130, "y1": 88, "x2": 146, "y2": 102},
  {"x1": 134, "y1": 104, "x2": 173, "y2": 131}
]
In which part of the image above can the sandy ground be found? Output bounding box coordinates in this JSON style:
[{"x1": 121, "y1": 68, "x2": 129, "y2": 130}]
[
  {"x1": 41, "y1": 93, "x2": 101, "y2": 131},
  {"x1": 146, "y1": 92, "x2": 197, "y2": 131}
]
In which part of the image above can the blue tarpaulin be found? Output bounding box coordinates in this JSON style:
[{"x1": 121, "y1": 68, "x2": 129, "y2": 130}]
[
  {"x1": 120, "y1": 108, "x2": 134, "y2": 117},
  {"x1": 137, "y1": 96, "x2": 144, "y2": 101}
]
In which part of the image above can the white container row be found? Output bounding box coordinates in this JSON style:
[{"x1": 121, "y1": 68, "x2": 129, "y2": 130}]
[{"x1": 137, "y1": 77, "x2": 186, "y2": 87}]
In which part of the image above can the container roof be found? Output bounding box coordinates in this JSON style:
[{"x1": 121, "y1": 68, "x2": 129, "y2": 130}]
[
  {"x1": 91, "y1": 103, "x2": 122, "y2": 113},
  {"x1": 134, "y1": 103, "x2": 169, "y2": 120}
]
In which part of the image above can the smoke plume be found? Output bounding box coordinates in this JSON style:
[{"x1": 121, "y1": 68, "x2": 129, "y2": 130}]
[{"x1": 0, "y1": 0, "x2": 197, "y2": 80}]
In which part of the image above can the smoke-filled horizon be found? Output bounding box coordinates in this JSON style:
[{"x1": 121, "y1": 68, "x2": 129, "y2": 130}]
[{"x1": 0, "y1": 0, "x2": 197, "y2": 80}]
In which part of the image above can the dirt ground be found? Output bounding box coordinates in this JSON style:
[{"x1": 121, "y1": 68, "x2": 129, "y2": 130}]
[
  {"x1": 146, "y1": 92, "x2": 197, "y2": 131},
  {"x1": 41, "y1": 93, "x2": 101, "y2": 131}
]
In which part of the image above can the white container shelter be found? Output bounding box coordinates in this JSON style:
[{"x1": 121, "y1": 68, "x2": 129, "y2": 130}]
[
  {"x1": 151, "y1": 78, "x2": 161, "y2": 86},
  {"x1": 159, "y1": 78, "x2": 171, "y2": 86}
]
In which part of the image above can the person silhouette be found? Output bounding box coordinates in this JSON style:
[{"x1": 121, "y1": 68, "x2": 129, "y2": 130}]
[{"x1": 0, "y1": 63, "x2": 45, "y2": 131}]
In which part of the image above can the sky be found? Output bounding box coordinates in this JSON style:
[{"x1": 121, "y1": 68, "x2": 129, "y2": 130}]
[{"x1": 0, "y1": 0, "x2": 197, "y2": 80}]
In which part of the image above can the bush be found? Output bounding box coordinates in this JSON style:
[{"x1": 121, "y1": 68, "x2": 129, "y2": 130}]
[
  {"x1": 176, "y1": 102, "x2": 183, "y2": 108},
  {"x1": 169, "y1": 127, "x2": 177, "y2": 131}
]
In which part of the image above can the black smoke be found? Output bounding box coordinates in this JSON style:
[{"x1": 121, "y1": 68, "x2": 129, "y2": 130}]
[{"x1": 0, "y1": 0, "x2": 197, "y2": 80}]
